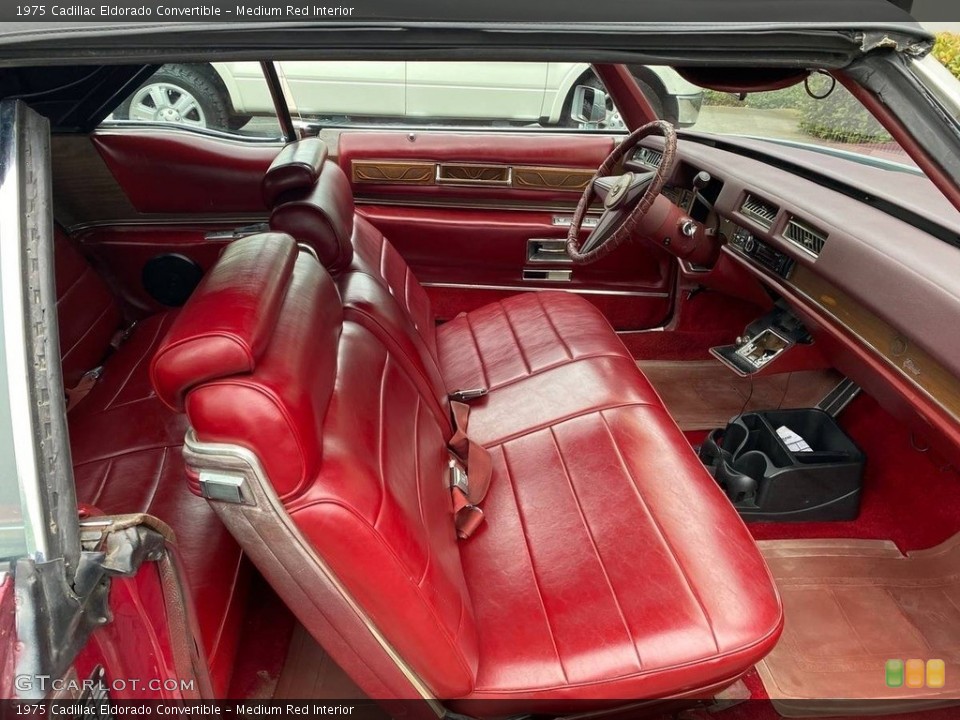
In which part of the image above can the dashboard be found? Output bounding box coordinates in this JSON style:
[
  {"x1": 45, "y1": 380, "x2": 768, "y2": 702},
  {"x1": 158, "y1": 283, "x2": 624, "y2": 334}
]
[{"x1": 627, "y1": 135, "x2": 960, "y2": 454}]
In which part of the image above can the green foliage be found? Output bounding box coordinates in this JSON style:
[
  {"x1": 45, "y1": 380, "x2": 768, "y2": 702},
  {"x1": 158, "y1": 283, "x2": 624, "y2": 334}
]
[
  {"x1": 702, "y1": 84, "x2": 807, "y2": 110},
  {"x1": 797, "y1": 87, "x2": 892, "y2": 144},
  {"x1": 933, "y1": 32, "x2": 960, "y2": 79},
  {"x1": 701, "y1": 78, "x2": 892, "y2": 144}
]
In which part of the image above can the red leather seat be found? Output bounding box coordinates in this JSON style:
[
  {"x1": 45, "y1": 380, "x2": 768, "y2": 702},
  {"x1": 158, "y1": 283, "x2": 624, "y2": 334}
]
[
  {"x1": 54, "y1": 230, "x2": 247, "y2": 697},
  {"x1": 151, "y1": 233, "x2": 783, "y2": 711},
  {"x1": 458, "y1": 402, "x2": 781, "y2": 707},
  {"x1": 264, "y1": 140, "x2": 666, "y2": 444}
]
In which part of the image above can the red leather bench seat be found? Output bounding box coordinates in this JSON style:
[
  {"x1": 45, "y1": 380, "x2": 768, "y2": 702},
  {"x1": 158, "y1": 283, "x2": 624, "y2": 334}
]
[
  {"x1": 265, "y1": 140, "x2": 666, "y2": 446},
  {"x1": 54, "y1": 230, "x2": 247, "y2": 696},
  {"x1": 459, "y1": 401, "x2": 782, "y2": 706},
  {"x1": 151, "y1": 233, "x2": 783, "y2": 711}
]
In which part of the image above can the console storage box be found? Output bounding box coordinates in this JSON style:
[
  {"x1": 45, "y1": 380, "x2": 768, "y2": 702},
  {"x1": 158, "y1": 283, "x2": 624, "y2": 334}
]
[{"x1": 703, "y1": 408, "x2": 865, "y2": 522}]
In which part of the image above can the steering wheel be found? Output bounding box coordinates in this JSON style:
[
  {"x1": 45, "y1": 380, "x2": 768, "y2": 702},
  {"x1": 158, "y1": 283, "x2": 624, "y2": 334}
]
[{"x1": 566, "y1": 120, "x2": 678, "y2": 264}]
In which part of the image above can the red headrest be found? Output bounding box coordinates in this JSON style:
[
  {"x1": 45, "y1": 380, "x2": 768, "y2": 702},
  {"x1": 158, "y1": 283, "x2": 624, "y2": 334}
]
[
  {"x1": 270, "y1": 160, "x2": 356, "y2": 274},
  {"x1": 262, "y1": 138, "x2": 329, "y2": 208},
  {"x1": 151, "y1": 233, "x2": 298, "y2": 411}
]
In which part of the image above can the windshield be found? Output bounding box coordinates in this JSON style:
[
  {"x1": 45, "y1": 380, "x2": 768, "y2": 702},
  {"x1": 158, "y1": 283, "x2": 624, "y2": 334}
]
[
  {"x1": 683, "y1": 30, "x2": 960, "y2": 172},
  {"x1": 683, "y1": 74, "x2": 916, "y2": 170}
]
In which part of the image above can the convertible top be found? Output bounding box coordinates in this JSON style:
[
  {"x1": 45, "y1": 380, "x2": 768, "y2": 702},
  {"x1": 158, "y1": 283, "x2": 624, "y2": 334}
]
[
  {"x1": 0, "y1": 0, "x2": 931, "y2": 60},
  {"x1": 0, "y1": 0, "x2": 934, "y2": 132}
]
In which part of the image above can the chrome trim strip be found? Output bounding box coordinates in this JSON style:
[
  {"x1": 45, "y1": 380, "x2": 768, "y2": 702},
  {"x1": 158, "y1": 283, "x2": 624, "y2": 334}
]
[
  {"x1": 65, "y1": 215, "x2": 271, "y2": 234},
  {"x1": 616, "y1": 326, "x2": 668, "y2": 334},
  {"x1": 421, "y1": 281, "x2": 669, "y2": 298},
  {"x1": 354, "y1": 196, "x2": 602, "y2": 215},
  {"x1": 435, "y1": 162, "x2": 513, "y2": 187},
  {"x1": 183, "y1": 431, "x2": 444, "y2": 713}
]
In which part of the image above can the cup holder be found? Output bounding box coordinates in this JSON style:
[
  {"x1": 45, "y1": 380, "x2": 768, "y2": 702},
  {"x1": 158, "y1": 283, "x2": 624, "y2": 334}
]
[{"x1": 699, "y1": 409, "x2": 865, "y2": 522}]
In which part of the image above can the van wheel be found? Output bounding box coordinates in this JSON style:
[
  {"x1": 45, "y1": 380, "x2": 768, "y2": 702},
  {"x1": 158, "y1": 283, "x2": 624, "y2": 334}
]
[{"x1": 114, "y1": 65, "x2": 230, "y2": 131}]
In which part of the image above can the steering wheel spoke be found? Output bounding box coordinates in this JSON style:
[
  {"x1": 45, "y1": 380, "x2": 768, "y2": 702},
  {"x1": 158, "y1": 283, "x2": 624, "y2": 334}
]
[
  {"x1": 566, "y1": 120, "x2": 677, "y2": 264},
  {"x1": 580, "y1": 208, "x2": 627, "y2": 255}
]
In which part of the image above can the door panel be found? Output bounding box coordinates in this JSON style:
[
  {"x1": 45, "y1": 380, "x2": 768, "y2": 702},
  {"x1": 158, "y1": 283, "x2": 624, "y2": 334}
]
[
  {"x1": 65, "y1": 126, "x2": 675, "y2": 331},
  {"x1": 55, "y1": 129, "x2": 280, "y2": 315},
  {"x1": 339, "y1": 130, "x2": 675, "y2": 330},
  {"x1": 76, "y1": 225, "x2": 236, "y2": 316},
  {"x1": 92, "y1": 129, "x2": 281, "y2": 214}
]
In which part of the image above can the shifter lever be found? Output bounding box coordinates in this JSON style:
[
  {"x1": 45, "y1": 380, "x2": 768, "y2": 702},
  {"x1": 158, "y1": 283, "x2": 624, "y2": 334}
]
[{"x1": 687, "y1": 171, "x2": 713, "y2": 214}]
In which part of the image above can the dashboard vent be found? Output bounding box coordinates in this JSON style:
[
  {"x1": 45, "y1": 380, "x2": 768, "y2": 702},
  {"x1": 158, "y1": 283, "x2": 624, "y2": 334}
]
[
  {"x1": 740, "y1": 194, "x2": 778, "y2": 230},
  {"x1": 784, "y1": 217, "x2": 827, "y2": 257},
  {"x1": 634, "y1": 147, "x2": 663, "y2": 168}
]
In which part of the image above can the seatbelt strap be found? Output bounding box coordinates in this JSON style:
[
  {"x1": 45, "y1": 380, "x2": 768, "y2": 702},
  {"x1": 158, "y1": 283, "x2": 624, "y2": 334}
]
[
  {"x1": 66, "y1": 366, "x2": 103, "y2": 412},
  {"x1": 449, "y1": 401, "x2": 492, "y2": 501},
  {"x1": 448, "y1": 400, "x2": 493, "y2": 539}
]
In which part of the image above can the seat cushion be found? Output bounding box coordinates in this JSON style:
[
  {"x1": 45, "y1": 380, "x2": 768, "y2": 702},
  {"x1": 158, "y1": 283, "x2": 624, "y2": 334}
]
[
  {"x1": 455, "y1": 403, "x2": 783, "y2": 709},
  {"x1": 437, "y1": 290, "x2": 635, "y2": 395}
]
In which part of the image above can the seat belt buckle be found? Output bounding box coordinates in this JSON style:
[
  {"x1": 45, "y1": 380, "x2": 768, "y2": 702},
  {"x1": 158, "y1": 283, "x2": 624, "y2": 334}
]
[
  {"x1": 448, "y1": 457, "x2": 470, "y2": 497},
  {"x1": 448, "y1": 455, "x2": 486, "y2": 540},
  {"x1": 450, "y1": 388, "x2": 488, "y2": 403}
]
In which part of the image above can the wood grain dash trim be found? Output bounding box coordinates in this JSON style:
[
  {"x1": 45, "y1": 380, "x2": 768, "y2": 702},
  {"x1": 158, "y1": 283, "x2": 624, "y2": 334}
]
[
  {"x1": 351, "y1": 160, "x2": 434, "y2": 185},
  {"x1": 512, "y1": 165, "x2": 594, "y2": 192},
  {"x1": 791, "y1": 264, "x2": 960, "y2": 422}
]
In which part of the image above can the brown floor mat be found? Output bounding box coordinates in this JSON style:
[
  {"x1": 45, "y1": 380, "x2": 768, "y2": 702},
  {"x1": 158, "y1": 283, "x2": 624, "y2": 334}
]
[
  {"x1": 636, "y1": 359, "x2": 841, "y2": 431},
  {"x1": 274, "y1": 624, "x2": 383, "y2": 716},
  {"x1": 756, "y1": 536, "x2": 960, "y2": 717}
]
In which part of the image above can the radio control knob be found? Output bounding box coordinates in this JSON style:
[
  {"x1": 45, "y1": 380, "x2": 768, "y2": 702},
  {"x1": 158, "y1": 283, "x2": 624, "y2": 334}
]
[{"x1": 743, "y1": 237, "x2": 757, "y2": 253}]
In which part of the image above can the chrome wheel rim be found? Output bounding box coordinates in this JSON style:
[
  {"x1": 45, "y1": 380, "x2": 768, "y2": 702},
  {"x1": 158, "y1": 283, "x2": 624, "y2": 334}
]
[
  {"x1": 604, "y1": 107, "x2": 626, "y2": 131},
  {"x1": 128, "y1": 82, "x2": 207, "y2": 127}
]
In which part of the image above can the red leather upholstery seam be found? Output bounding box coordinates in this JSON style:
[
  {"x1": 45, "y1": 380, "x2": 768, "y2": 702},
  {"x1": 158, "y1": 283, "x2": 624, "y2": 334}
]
[{"x1": 289, "y1": 498, "x2": 477, "y2": 687}]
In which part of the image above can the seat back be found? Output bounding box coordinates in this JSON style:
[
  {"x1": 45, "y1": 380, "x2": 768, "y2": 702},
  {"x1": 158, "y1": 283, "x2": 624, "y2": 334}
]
[
  {"x1": 151, "y1": 233, "x2": 479, "y2": 698},
  {"x1": 54, "y1": 227, "x2": 122, "y2": 387},
  {"x1": 264, "y1": 140, "x2": 440, "y2": 363}
]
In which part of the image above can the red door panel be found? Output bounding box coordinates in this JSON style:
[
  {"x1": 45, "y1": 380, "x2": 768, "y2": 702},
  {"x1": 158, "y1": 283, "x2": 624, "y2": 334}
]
[
  {"x1": 76, "y1": 225, "x2": 235, "y2": 316},
  {"x1": 74, "y1": 129, "x2": 283, "y2": 315},
  {"x1": 339, "y1": 131, "x2": 675, "y2": 331},
  {"x1": 93, "y1": 129, "x2": 281, "y2": 214},
  {"x1": 358, "y1": 205, "x2": 673, "y2": 328}
]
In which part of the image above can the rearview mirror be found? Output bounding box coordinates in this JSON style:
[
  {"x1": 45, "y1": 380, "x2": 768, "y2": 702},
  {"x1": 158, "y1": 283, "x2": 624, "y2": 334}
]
[{"x1": 570, "y1": 84, "x2": 608, "y2": 127}]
